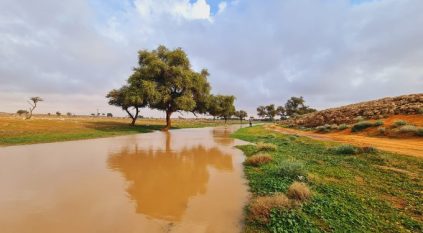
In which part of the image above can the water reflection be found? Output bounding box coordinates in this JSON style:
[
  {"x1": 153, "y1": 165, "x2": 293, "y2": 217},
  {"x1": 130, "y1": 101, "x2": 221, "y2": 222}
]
[{"x1": 107, "y1": 131, "x2": 234, "y2": 221}]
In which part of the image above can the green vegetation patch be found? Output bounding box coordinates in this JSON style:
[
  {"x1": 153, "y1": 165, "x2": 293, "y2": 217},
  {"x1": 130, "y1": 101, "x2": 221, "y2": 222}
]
[{"x1": 233, "y1": 125, "x2": 423, "y2": 233}]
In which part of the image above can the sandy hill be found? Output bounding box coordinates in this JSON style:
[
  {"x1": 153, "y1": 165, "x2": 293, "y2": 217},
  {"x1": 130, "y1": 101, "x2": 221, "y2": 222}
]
[{"x1": 286, "y1": 93, "x2": 423, "y2": 127}]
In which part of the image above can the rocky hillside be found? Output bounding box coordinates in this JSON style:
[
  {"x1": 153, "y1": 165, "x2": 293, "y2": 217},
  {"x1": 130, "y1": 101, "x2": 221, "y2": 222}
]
[{"x1": 285, "y1": 94, "x2": 423, "y2": 127}]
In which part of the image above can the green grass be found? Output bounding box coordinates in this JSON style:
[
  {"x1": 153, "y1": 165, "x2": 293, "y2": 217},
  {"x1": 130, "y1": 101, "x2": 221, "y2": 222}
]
[{"x1": 233, "y1": 125, "x2": 423, "y2": 233}]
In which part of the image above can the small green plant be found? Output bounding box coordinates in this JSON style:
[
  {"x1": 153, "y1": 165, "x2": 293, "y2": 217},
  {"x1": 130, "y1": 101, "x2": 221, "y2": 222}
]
[
  {"x1": 418, "y1": 108, "x2": 423, "y2": 114},
  {"x1": 377, "y1": 126, "x2": 386, "y2": 135},
  {"x1": 316, "y1": 124, "x2": 331, "y2": 133},
  {"x1": 256, "y1": 142, "x2": 277, "y2": 152},
  {"x1": 354, "y1": 116, "x2": 365, "y2": 122},
  {"x1": 277, "y1": 161, "x2": 307, "y2": 180},
  {"x1": 330, "y1": 124, "x2": 338, "y2": 130},
  {"x1": 374, "y1": 120, "x2": 384, "y2": 126},
  {"x1": 338, "y1": 124, "x2": 348, "y2": 130},
  {"x1": 393, "y1": 120, "x2": 407, "y2": 127},
  {"x1": 351, "y1": 121, "x2": 374, "y2": 132},
  {"x1": 332, "y1": 144, "x2": 359, "y2": 155},
  {"x1": 359, "y1": 146, "x2": 377, "y2": 153},
  {"x1": 399, "y1": 125, "x2": 418, "y2": 133},
  {"x1": 417, "y1": 128, "x2": 423, "y2": 136}
]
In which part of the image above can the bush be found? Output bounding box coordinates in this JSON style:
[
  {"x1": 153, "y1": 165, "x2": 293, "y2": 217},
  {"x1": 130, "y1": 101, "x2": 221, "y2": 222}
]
[
  {"x1": 351, "y1": 121, "x2": 374, "y2": 132},
  {"x1": 354, "y1": 116, "x2": 365, "y2": 122},
  {"x1": 338, "y1": 124, "x2": 348, "y2": 130},
  {"x1": 417, "y1": 128, "x2": 423, "y2": 136},
  {"x1": 244, "y1": 153, "x2": 273, "y2": 167},
  {"x1": 374, "y1": 120, "x2": 384, "y2": 126},
  {"x1": 287, "y1": 182, "x2": 311, "y2": 202},
  {"x1": 377, "y1": 126, "x2": 386, "y2": 135},
  {"x1": 277, "y1": 161, "x2": 307, "y2": 180},
  {"x1": 399, "y1": 125, "x2": 417, "y2": 133},
  {"x1": 393, "y1": 120, "x2": 407, "y2": 127},
  {"x1": 316, "y1": 124, "x2": 331, "y2": 133},
  {"x1": 332, "y1": 144, "x2": 359, "y2": 155},
  {"x1": 359, "y1": 146, "x2": 377, "y2": 153},
  {"x1": 256, "y1": 142, "x2": 277, "y2": 152},
  {"x1": 248, "y1": 193, "x2": 291, "y2": 224}
]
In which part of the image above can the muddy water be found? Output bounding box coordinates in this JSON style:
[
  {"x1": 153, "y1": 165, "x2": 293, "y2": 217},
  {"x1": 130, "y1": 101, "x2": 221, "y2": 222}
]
[{"x1": 0, "y1": 126, "x2": 249, "y2": 233}]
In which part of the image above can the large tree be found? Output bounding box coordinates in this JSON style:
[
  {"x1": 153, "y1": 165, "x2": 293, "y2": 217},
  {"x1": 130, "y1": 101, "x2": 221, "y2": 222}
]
[
  {"x1": 234, "y1": 110, "x2": 248, "y2": 124},
  {"x1": 285, "y1": 96, "x2": 316, "y2": 117},
  {"x1": 256, "y1": 104, "x2": 277, "y2": 120},
  {"x1": 128, "y1": 45, "x2": 211, "y2": 129},
  {"x1": 26, "y1": 97, "x2": 43, "y2": 119}
]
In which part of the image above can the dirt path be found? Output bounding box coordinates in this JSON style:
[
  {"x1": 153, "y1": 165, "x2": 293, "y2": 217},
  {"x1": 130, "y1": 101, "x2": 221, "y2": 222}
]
[{"x1": 267, "y1": 125, "x2": 423, "y2": 158}]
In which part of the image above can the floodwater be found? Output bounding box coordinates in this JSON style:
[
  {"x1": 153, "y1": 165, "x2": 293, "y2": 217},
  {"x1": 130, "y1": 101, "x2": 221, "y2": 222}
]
[{"x1": 0, "y1": 126, "x2": 250, "y2": 233}]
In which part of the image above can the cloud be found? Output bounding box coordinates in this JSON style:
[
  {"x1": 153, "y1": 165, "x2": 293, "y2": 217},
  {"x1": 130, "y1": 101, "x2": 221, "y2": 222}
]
[{"x1": 0, "y1": 0, "x2": 422, "y2": 117}]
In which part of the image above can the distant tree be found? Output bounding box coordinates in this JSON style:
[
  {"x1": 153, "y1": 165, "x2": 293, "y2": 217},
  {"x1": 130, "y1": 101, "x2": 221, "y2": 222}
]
[
  {"x1": 257, "y1": 106, "x2": 266, "y2": 119},
  {"x1": 127, "y1": 45, "x2": 212, "y2": 129},
  {"x1": 285, "y1": 96, "x2": 316, "y2": 117},
  {"x1": 66, "y1": 112, "x2": 72, "y2": 117},
  {"x1": 90, "y1": 113, "x2": 95, "y2": 116},
  {"x1": 257, "y1": 104, "x2": 277, "y2": 120},
  {"x1": 234, "y1": 110, "x2": 248, "y2": 124},
  {"x1": 208, "y1": 95, "x2": 235, "y2": 124},
  {"x1": 107, "y1": 113, "x2": 113, "y2": 117},
  {"x1": 101, "y1": 113, "x2": 105, "y2": 116},
  {"x1": 276, "y1": 106, "x2": 286, "y2": 120},
  {"x1": 26, "y1": 96, "x2": 43, "y2": 119},
  {"x1": 56, "y1": 111, "x2": 61, "y2": 116},
  {"x1": 17, "y1": 109, "x2": 29, "y2": 116}
]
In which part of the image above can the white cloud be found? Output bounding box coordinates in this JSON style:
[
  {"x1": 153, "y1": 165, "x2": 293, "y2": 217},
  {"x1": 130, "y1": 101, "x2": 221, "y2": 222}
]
[
  {"x1": 218, "y1": 2, "x2": 227, "y2": 14},
  {"x1": 0, "y1": 0, "x2": 422, "y2": 117}
]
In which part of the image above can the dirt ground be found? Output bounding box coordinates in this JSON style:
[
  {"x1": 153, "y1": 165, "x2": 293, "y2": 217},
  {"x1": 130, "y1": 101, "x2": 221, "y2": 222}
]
[{"x1": 267, "y1": 124, "x2": 423, "y2": 158}]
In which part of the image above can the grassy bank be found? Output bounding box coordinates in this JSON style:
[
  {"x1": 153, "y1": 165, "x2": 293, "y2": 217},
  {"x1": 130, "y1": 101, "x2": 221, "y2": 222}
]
[
  {"x1": 0, "y1": 116, "x2": 235, "y2": 146},
  {"x1": 233, "y1": 125, "x2": 423, "y2": 233}
]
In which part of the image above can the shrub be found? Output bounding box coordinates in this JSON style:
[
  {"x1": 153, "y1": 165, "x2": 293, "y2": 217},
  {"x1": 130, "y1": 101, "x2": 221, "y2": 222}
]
[
  {"x1": 332, "y1": 144, "x2": 359, "y2": 155},
  {"x1": 399, "y1": 125, "x2": 417, "y2": 133},
  {"x1": 393, "y1": 120, "x2": 407, "y2": 127},
  {"x1": 359, "y1": 146, "x2": 377, "y2": 153},
  {"x1": 248, "y1": 193, "x2": 291, "y2": 224},
  {"x1": 418, "y1": 108, "x2": 423, "y2": 114},
  {"x1": 287, "y1": 182, "x2": 311, "y2": 202},
  {"x1": 351, "y1": 121, "x2": 374, "y2": 132},
  {"x1": 338, "y1": 124, "x2": 348, "y2": 130},
  {"x1": 277, "y1": 161, "x2": 307, "y2": 180},
  {"x1": 316, "y1": 124, "x2": 331, "y2": 133},
  {"x1": 330, "y1": 124, "x2": 339, "y2": 130},
  {"x1": 417, "y1": 128, "x2": 423, "y2": 136},
  {"x1": 256, "y1": 142, "x2": 277, "y2": 152},
  {"x1": 374, "y1": 120, "x2": 384, "y2": 126},
  {"x1": 377, "y1": 126, "x2": 386, "y2": 135},
  {"x1": 354, "y1": 116, "x2": 365, "y2": 122},
  {"x1": 244, "y1": 153, "x2": 273, "y2": 167}
]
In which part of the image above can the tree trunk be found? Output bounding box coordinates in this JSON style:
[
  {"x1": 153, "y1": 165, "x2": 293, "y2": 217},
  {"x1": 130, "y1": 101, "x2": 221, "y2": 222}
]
[
  {"x1": 224, "y1": 117, "x2": 227, "y2": 124},
  {"x1": 125, "y1": 108, "x2": 138, "y2": 126},
  {"x1": 165, "y1": 111, "x2": 172, "y2": 130},
  {"x1": 26, "y1": 103, "x2": 36, "y2": 120}
]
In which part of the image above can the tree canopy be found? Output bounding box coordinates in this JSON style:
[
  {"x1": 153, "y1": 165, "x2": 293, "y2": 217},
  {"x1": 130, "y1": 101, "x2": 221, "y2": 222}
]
[
  {"x1": 26, "y1": 96, "x2": 43, "y2": 119},
  {"x1": 285, "y1": 96, "x2": 316, "y2": 117},
  {"x1": 107, "y1": 45, "x2": 235, "y2": 128},
  {"x1": 234, "y1": 110, "x2": 248, "y2": 123}
]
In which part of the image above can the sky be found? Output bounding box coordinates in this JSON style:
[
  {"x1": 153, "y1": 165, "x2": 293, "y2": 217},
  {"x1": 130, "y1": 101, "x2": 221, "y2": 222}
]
[{"x1": 0, "y1": 0, "x2": 422, "y2": 117}]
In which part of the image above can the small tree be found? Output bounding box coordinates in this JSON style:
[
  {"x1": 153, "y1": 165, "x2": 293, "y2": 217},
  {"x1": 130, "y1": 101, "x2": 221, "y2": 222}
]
[
  {"x1": 234, "y1": 110, "x2": 248, "y2": 124},
  {"x1": 209, "y1": 95, "x2": 235, "y2": 124},
  {"x1": 56, "y1": 111, "x2": 61, "y2": 116},
  {"x1": 17, "y1": 109, "x2": 29, "y2": 116},
  {"x1": 257, "y1": 106, "x2": 266, "y2": 119},
  {"x1": 66, "y1": 112, "x2": 72, "y2": 117},
  {"x1": 26, "y1": 97, "x2": 43, "y2": 119},
  {"x1": 276, "y1": 106, "x2": 286, "y2": 120},
  {"x1": 107, "y1": 113, "x2": 113, "y2": 117},
  {"x1": 285, "y1": 96, "x2": 316, "y2": 117}
]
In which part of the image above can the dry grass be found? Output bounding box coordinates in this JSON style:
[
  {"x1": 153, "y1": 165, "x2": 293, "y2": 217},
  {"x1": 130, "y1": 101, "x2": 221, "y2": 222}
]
[
  {"x1": 244, "y1": 153, "x2": 273, "y2": 166},
  {"x1": 248, "y1": 193, "x2": 291, "y2": 224},
  {"x1": 0, "y1": 115, "x2": 231, "y2": 145},
  {"x1": 256, "y1": 142, "x2": 277, "y2": 152},
  {"x1": 287, "y1": 182, "x2": 311, "y2": 202}
]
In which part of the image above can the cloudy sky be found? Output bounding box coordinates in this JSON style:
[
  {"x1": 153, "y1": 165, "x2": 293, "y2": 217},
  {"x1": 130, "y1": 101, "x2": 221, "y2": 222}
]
[{"x1": 1, "y1": 0, "x2": 422, "y2": 117}]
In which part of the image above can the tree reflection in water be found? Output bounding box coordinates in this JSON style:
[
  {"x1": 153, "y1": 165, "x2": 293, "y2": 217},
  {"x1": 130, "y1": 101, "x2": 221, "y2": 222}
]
[{"x1": 107, "y1": 131, "x2": 234, "y2": 221}]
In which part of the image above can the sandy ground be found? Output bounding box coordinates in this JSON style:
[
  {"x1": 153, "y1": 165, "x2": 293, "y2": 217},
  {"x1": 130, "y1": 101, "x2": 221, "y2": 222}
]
[{"x1": 267, "y1": 125, "x2": 423, "y2": 158}]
